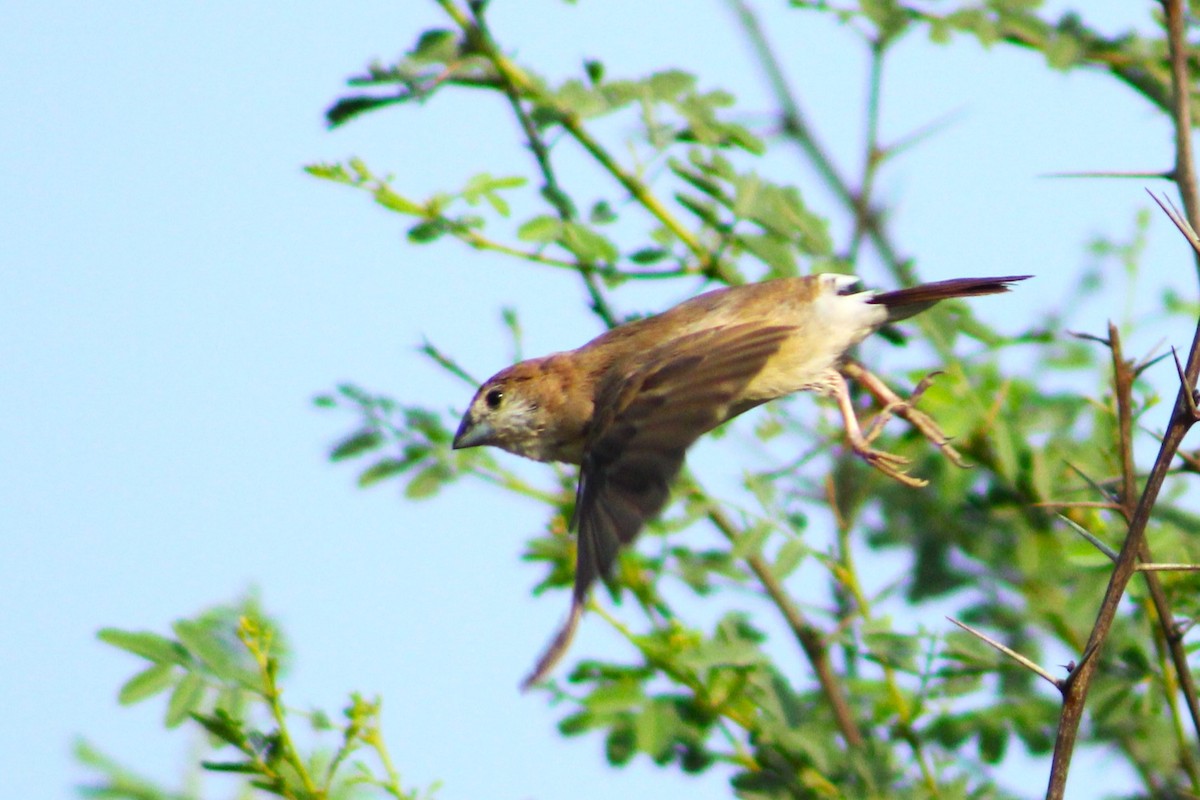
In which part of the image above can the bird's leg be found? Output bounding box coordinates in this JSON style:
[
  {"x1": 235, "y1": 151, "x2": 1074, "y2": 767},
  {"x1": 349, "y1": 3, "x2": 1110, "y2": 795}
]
[
  {"x1": 856, "y1": 370, "x2": 938, "y2": 444},
  {"x1": 841, "y1": 360, "x2": 969, "y2": 469},
  {"x1": 827, "y1": 371, "x2": 927, "y2": 488}
]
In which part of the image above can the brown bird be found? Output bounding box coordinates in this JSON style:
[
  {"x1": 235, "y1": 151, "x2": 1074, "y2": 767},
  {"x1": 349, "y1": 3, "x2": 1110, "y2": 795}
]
[{"x1": 452, "y1": 273, "x2": 1029, "y2": 688}]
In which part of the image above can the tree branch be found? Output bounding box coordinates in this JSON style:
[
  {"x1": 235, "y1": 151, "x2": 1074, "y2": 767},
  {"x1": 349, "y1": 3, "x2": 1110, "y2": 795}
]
[{"x1": 704, "y1": 503, "x2": 866, "y2": 749}]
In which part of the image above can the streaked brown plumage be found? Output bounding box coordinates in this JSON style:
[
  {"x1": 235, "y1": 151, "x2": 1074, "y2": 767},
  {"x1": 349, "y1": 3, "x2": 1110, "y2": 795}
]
[{"x1": 452, "y1": 273, "x2": 1029, "y2": 688}]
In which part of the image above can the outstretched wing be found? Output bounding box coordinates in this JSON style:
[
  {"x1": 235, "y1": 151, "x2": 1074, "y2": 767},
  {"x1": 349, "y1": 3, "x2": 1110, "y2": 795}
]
[{"x1": 522, "y1": 322, "x2": 793, "y2": 688}]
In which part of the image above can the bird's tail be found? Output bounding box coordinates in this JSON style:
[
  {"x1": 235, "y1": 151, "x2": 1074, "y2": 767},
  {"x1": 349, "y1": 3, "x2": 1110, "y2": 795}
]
[
  {"x1": 869, "y1": 275, "x2": 1031, "y2": 323},
  {"x1": 521, "y1": 600, "x2": 584, "y2": 691}
]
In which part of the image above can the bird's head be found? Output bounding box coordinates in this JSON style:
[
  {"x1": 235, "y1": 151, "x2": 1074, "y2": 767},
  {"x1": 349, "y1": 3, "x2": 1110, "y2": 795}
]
[{"x1": 453, "y1": 358, "x2": 584, "y2": 464}]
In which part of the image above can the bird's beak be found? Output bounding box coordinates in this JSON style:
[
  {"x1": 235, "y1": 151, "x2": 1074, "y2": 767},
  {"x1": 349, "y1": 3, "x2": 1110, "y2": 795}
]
[{"x1": 452, "y1": 413, "x2": 494, "y2": 450}]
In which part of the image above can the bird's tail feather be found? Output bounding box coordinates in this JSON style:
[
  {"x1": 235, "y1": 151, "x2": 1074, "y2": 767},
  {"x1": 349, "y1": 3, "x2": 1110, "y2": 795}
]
[
  {"x1": 870, "y1": 275, "x2": 1030, "y2": 322},
  {"x1": 521, "y1": 600, "x2": 584, "y2": 691}
]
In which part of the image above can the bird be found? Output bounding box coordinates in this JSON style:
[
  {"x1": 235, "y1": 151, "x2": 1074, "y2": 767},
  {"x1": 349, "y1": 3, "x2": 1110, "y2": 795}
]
[{"x1": 451, "y1": 273, "x2": 1029, "y2": 688}]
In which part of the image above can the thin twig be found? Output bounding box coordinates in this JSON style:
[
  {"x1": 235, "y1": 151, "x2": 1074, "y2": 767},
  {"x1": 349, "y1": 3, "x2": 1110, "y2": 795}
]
[{"x1": 460, "y1": 1, "x2": 620, "y2": 328}]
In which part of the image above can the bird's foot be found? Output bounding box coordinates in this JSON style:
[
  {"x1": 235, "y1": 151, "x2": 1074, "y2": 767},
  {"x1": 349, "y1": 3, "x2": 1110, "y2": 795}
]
[
  {"x1": 844, "y1": 430, "x2": 928, "y2": 488},
  {"x1": 838, "y1": 361, "x2": 970, "y2": 481}
]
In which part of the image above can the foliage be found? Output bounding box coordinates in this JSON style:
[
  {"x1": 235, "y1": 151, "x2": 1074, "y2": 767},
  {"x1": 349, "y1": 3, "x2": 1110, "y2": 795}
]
[
  {"x1": 82, "y1": 595, "x2": 432, "y2": 800},
  {"x1": 88, "y1": 2, "x2": 1200, "y2": 800}
]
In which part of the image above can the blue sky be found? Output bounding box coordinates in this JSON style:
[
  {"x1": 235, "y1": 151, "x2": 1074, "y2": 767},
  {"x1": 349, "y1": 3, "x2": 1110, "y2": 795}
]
[{"x1": 1, "y1": 2, "x2": 1186, "y2": 799}]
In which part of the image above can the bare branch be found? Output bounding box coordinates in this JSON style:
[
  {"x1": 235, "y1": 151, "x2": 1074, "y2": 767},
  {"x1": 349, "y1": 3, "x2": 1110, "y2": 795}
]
[{"x1": 703, "y1": 500, "x2": 865, "y2": 749}]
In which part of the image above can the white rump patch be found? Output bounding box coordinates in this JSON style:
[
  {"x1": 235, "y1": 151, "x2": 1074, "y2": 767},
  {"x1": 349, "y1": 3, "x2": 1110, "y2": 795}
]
[{"x1": 811, "y1": 273, "x2": 888, "y2": 344}]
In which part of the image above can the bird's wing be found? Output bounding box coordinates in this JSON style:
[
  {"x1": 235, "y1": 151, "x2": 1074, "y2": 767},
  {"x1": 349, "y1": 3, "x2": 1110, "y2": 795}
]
[{"x1": 522, "y1": 322, "x2": 792, "y2": 689}]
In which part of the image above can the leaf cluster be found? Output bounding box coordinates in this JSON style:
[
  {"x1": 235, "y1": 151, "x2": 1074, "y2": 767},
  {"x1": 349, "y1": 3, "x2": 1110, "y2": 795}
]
[{"x1": 84, "y1": 595, "x2": 431, "y2": 800}]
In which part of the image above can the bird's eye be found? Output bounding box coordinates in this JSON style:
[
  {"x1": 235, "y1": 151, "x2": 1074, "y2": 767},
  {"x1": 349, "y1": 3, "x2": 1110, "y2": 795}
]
[{"x1": 485, "y1": 389, "x2": 504, "y2": 409}]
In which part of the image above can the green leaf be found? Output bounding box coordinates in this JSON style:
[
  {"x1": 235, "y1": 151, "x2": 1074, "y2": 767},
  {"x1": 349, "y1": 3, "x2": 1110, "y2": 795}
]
[
  {"x1": 326, "y1": 95, "x2": 405, "y2": 128},
  {"x1": 558, "y1": 710, "x2": 595, "y2": 736},
  {"x1": 461, "y1": 173, "x2": 526, "y2": 217},
  {"x1": 589, "y1": 200, "x2": 617, "y2": 225},
  {"x1": 628, "y1": 247, "x2": 668, "y2": 265},
  {"x1": 738, "y1": 233, "x2": 796, "y2": 275},
  {"x1": 304, "y1": 162, "x2": 353, "y2": 184},
  {"x1": 373, "y1": 185, "x2": 423, "y2": 215},
  {"x1": 1044, "y1": 31, "x2": 1084, "y2": 70},
  {"x1": 358, "y1": 458, "x2": 414, "y2": 488},
  {"x1": 405, "y1": 463, "x2": 453, "y2": 499},
  {"x1": 406, "y1": 409, "x2": 450, "y2": 443},
  {"x1": 97, "y1": 628, "x2": 188, "y2": 665},
  {"x1": 584, "y1": 680, "x2": 645, "y2": 714},
  {"x1": 330, "y1": 429, "x2": 382, "y2": 461},
  {"x1": 927, "y1": 713, "x2": 971, "y2": 749},
  {"x1": 605, "y1": 721, "x2": 637, "y2": 766},
  {"x1": 647, "y1": 69, "x2": 696, "y2": 101},
  {"x1": 411, "y1": 29, "x2": 458, "y2": 63},
  {"x1": 407, "y1": 219, "x2": 446, "y2": 243},
  {"x1": 517, "y1": 215, "x2": 562, "y2": 243},
  {"x1": 200, "y1": 761, "x2": 261, "y2": 774},
  {"x1": 730, "y1": 521, "x2": 771, "y2": 560},
  {"x1": 118, "y1": 663, "x2": 176, "y2": 705},
  {"x1": 559, "y1": 222, "x2": 619, "y2": 263},
  {"x1": 634, "y1": 698, "x2": 682, "y2": 760},
  {"x1": 553, "y1": 79, "x2": 608, "y2": 118},
  {"x1": 772, "y1": 538, "x2": 808, "y2": 580},
  {"x1": 173, "y1": 619, "x2": 257, "y2": 690},
  {"x1": 74, "y1": 739, "x2": 174, "y2": 799},
  {"x1": 687, "y1": 637, "x2": 762, "y2": 671},
  {"x1": 463, "y1": 173, "x2": 526, "y2": 196},
  {"x1": 191, "y1": 709, "x2": 247, "y2": 749},
  {"x1": 675, "y1": 193, "x2": 724, "y2": 229},
  {"x1": 863, "y1": 630, "x2": 918, "y2": 673},
  {"x1": 977, "y1": 715, "x2": 1009, "y2": 764},
  {"x1": 165, "y1": 672, "x2": 207, "y2": 729}
]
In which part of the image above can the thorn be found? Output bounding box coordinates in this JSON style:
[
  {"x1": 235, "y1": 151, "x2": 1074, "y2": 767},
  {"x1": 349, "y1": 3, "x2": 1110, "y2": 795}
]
[
  {"x1": 1031, "y1": 501, "x2": 1122, "y2": 511},
  {"x1": 946, "y1": 616, "x2": 1064, "y2": 692},
  {"x1": 1064, "y1": 460, "x2": 1121, "y2": 503},
  {"x1": 1147, "y1": 189, "x2": 1200, "y2": 256},
  {"x1": 1066, "y1": 329, "x2": 1112, "y2": 347},
  {"x1": 1057, "y1": 514, "x2": 1118, "y2": 562},
  {"x1": 1075, "y1": 641, "x2": 1100, "y2": 674},
  {"x1": 1042, "y1": 169, "x2": 1172, "y2": 180},
  {"x1": 1176, "y1": 449, "x2": 1200, "y2": 473},
  {"x1": 1132, "y1": 339, "x2": 1170, "y2": 378},
  {"x1": 1170, "y1": 346, "x2": 1200, "y2": 419}
]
